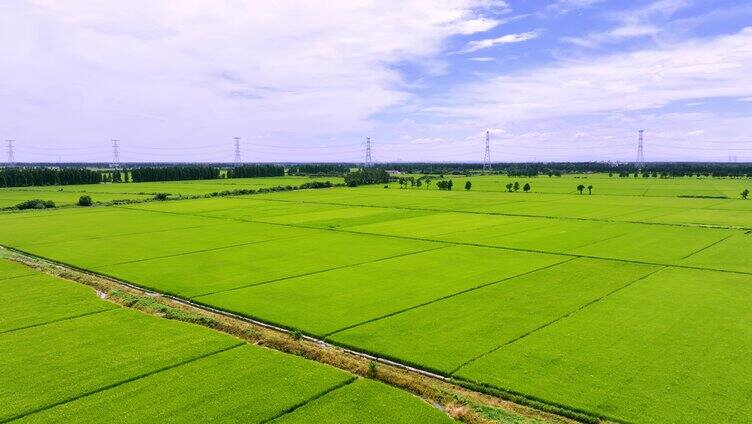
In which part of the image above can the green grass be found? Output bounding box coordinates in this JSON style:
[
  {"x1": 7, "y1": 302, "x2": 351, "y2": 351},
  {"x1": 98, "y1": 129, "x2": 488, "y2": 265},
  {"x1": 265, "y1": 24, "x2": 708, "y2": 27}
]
[
  {"x1": 330, "y1": 258, "x2": 658, "y2": 374},
  {"x1": 0, "y1": 308, "x2": 240, "y2": 421},
  {"x1": 97, "y1": 230, "x2": 437, "y2": 298},
  {"x1": 0, "y1": 207, "x2": 214, "y2": 247},
  {"x1": 455, "y1": 267, "x2": 752, "y2": 423},
  {"x1": 17, "y1": 220, "x2": 302, "y2": 269},
  {"x1": 0, "y1": 272, "x2": 115, "y2": 333},
  {"x1": 196, "y1": 246, "x2": 565, "y2": 336},
  {"x1": 0, "y1": 190, "x2": 152, "y2": 208},
  {"x1": 273, "y1": 379, "x2": 454, "y2": 424},
  {"x1": 14, "y1": 346, "x2": 354, "y2": 424},
  {"x1": 0, "y1": 259, "x2": 455, "y2": 423},
  {"x1": 681, "y1": 232, "x2": 752, "y2": 273},
  {"x1": 0, "y1": 258, "x2": 37, "y2": 280}
]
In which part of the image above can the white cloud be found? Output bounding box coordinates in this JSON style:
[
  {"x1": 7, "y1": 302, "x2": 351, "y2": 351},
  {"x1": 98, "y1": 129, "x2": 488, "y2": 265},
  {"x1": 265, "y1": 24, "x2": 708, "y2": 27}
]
[
  {"x1": 0, "y1": 0, "x2": 501, "y2": 162},
  {"x1": 469, "y1": 57, "x2": 495, "y2": 61},
  {"x1": 562, "y1": 0, "x2": 687, "y2": 48},
  {"x1": 545, "y1": 0, "x2": 604, "y2": 14},
  {"x1": 433, "y1": 28, "x2": 752, "y2": 124},
  {"x1": 459, "y1": 30, "x2": 540, "y2": 53}
]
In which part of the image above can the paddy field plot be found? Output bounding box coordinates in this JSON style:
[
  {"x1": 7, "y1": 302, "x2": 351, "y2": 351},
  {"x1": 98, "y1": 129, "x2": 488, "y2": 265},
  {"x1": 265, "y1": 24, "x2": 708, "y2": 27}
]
[
  {"x1": 0, "y1": 258, "x2": 452, "y2": 423},
  {"x1": 2, "y1": 174, "x2": 752, "y2": 423},
  {"x1": 455, "y1": 267, "x2": 752, "y2": 423},
  {"x1": 0, "y1": 175, "x2": 343, "y2": 207}
]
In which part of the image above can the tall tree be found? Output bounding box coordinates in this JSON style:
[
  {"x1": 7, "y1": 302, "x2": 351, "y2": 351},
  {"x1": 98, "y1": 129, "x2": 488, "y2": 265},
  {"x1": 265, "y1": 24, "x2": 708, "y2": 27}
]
[
  {"x1": 577, "y1": 184, "x2": 585, "y2": 194},
  {"x1": 523, "y1": 182, "x2": 531, "y2": 192},
  {"x1": 587, "y1": 185, "x2": 593, "y2": 195},
  {"x1": 465, "y1": 181, "x2": 472, "y2": 190}
]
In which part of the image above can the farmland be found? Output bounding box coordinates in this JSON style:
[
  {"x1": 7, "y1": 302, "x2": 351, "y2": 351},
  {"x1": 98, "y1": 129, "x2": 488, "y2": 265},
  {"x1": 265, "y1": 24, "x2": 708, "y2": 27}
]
[
  {"x1": 0, "y1": 175, "x2": 343, "y2": 208},
  {"x1": 2, "y1": 173, "x2": 752, "y2": 423},
  {"x1": 0, "y1": 258, "x2": 453, "y2": 423}
]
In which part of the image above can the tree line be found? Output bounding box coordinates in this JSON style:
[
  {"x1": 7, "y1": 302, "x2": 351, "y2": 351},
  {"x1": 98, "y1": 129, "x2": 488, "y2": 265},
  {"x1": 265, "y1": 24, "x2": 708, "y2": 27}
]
[
  {"x1": 288, "y1": 164, "x2": 349, "y2": 176},
  {"x1": 367, "y1": 162, "x2": 752, "y2": 178},
  {"x1": 226, "y1": 165, "x2": 284, "y2": 178},
  {"x1": 0, "y1": 168, "x2": 101, "y2": 187},
  {"x1": 129, "y1": 166, "x2": 221, "y2": 182}
]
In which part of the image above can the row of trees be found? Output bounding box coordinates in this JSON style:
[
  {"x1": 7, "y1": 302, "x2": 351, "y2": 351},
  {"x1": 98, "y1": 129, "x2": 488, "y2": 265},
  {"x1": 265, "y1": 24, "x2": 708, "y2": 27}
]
[
  {"x1": 505, "y1": 182, "x2": 531, "y2": 192},
  {"x1": 288, "y1": 164, "x2": 349, "y2": 176},
  {"x1": 344, "y1": 168, "x2": 390, "y2": 186},
  {"x1": 0, "y1": 168, "x2": 102, "y2": 187},
  {"x1": 577, "y1": 184, "x2": 594, "y2": 195},
  {"x1": 227, "y1": 165, "x2": 284, "y2": 178},
  {"x1": 129, "y1": 166, "x2": 221, "y2": 182},
  {"x1": 374, "y1": 162, "x2": 752, "y2": 177}
]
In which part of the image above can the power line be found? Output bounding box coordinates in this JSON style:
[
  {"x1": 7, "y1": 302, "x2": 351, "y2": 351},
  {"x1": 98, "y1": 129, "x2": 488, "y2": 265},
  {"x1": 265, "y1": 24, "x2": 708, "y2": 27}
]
[
  {"x1": 234, "y1": 137, "x2": 242, "y2": 165},
  {"x1": 483, "y1": 130, "x2": 491, "y2": 171},
  {"x1": 636, "y1": 130, "x2": 644, "y2": 169},
  {"x1": 364, "y1": 136, "x2": 372, "y2": 167},
  {"x1": 6, "y1": 140, "x2": 15, "y2": 167}
]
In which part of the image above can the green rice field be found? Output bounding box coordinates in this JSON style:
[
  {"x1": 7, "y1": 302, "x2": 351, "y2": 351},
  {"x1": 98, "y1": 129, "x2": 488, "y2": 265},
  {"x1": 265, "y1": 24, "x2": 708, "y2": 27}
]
[
  {"x1": 0, "y1": 175, "x2": 343, "y2": 208},
  {"x1": 0, "y1": 258, "x2": 452, "y2": 423},
  {"x1": 2, "y1": 174, "x2": 752, "y2": 422}
]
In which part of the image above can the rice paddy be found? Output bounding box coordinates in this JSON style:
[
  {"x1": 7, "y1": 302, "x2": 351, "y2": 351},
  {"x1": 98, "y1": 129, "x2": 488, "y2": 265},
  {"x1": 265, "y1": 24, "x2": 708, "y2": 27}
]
[
  {"x1": 0, "y1": 257, "x2": 453, "y2": 423},
  {"x1": 2, "y1": 173, "x2": 751, "y2": 423}
]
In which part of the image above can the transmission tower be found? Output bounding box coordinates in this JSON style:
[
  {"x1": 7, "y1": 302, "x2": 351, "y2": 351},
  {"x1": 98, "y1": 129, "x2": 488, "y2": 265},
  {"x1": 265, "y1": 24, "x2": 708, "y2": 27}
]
[
  {"x1": 111, "y1": 139, "x2": 120, "y2": 168},
  {"x1": 636, "y1": 130, "x2": 644, "y2": 170},
  {"x1": 234, "y1": 137, "x2": 242, "y2": 165},
  {"x1": 6, "y1": 140, "x2": 15, "y2": 167},
  {"x1": 364, "y1": 137, "x2": 373, "y2": 168},
  {"x1": 483, "y1": 130, "x2": 491, "y2": 171}
]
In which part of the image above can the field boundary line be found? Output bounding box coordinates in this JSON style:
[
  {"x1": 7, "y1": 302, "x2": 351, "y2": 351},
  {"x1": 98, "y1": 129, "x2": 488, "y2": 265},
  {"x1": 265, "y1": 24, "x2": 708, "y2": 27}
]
[
  {"x1": 0, "y1": 308, "x2": 115, "y2": 335},
  {"x1": 234, "y1": 217, "x2": 752, "y2": 277},
  {"x1": 18, "y1": 202, "x2": 751, "y2": 278},
  {"x1": 232, "y1": 196, "x2": 752, "y2": 231},
  {"x1": 449, "y1": 266, "x2": 667, "y2": 375},
  {"x1": 18, "y1": 222, "x2": 222, "y2": 248},
  {"x1": 0, "y1": 343, "x2": 244, "y2": 424},
  {"x1": 324, "y1": 257, "x2": 576, "y2": 338},
  {"x1": 189, "y1": 244, "x2": 451, "y2": 299},
  {"x1": 260, "y1": 377, "x2": 358, "y2": 423},
  {"x1": 2, "y1": 246, "x2": 589, "y2": 424},
  {"x1": 118, "y1": 195, "x2": 752, "y2": 277},
  {"x1": 94, "y1": 233, "x2": 309, "y2": 269},
  {"x1": 679, "y1": 233, "x2": 735, "y2": 260},
  {"x1": 0, "y1": 272, "x2": 37, "y2": 283}
]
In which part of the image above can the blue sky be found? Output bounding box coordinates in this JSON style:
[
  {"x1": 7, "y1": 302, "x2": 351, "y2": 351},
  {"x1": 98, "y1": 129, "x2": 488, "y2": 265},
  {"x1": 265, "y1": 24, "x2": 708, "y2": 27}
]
[{"x1": 2, "y1": 0, "x2": 752, "y2": 163}]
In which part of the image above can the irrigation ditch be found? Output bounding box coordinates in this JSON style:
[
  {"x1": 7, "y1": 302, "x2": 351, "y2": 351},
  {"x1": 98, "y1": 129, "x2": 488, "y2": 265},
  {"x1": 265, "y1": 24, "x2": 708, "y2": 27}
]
[{"x1": 2, "y1": 245, "x2": 612, "y2": 424}]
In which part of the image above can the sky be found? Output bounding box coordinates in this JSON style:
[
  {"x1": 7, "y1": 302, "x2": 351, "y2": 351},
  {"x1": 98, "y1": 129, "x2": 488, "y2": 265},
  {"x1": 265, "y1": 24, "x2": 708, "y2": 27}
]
[{"x1": 2, "y1": 0, "x2": 752, "y2": 163}]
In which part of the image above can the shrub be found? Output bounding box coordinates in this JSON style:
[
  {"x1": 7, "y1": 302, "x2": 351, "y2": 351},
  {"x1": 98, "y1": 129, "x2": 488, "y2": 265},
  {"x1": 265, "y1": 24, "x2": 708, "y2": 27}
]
[
  {"x1": 153, "y1": 193, "x2": 169, "y2": 201},
  {"x1": 367, "y1": 361, "x2": 378, "y2": 378},
  {"x1": 299, "y1": 180, "x2": 334, "y2": 189},
  {"x1": 77, "y1": 195, "x2": 93, "y2": 206},
  {"x1": 437, "y1": 179, "x2": 454, "y2": 190},
  {"x1": 16, "y1": 199, "x2": 55, "y2": 210},
  {"x1": 291, "y1": 329, "x2": 302, "y2": 340}
]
